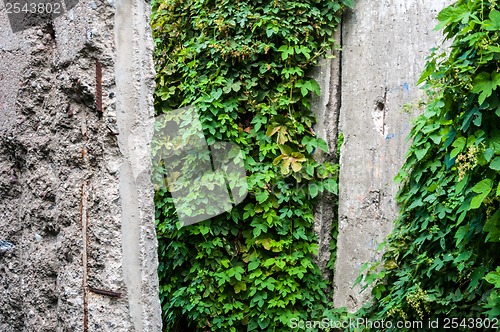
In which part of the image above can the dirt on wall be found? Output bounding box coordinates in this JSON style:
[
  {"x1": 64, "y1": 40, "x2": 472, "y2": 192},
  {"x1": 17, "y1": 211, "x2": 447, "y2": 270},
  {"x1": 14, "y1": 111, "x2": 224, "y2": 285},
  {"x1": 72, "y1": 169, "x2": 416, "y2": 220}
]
[{"x1": 0, "y1": 1, "x2": 161, "y2": 331}]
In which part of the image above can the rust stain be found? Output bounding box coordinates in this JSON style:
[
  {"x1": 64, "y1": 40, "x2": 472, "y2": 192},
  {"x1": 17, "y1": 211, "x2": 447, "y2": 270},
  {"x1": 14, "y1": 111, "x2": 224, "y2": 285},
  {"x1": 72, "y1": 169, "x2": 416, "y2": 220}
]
[
  {"x1": 83, "y1": 278, "x2": 88, "y2": 332},
  {"x1": 88, "y1": 287, "x2": 122, "y2": 298},
  {"x1": 95, "y1": 59, "x2": 103, "y2": 115}
]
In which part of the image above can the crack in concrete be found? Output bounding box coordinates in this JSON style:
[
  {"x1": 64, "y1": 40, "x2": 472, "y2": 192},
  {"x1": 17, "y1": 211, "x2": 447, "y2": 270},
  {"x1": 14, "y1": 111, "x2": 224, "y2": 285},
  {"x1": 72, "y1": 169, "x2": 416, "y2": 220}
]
[{"x1": 333, "y1": 14, "x2": 344, "y2": 164}]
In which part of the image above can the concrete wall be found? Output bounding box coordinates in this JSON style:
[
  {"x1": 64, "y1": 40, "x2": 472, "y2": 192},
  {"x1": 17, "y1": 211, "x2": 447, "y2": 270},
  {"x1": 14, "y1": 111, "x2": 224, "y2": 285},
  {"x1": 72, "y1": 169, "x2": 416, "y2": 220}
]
[
  {"x1": 332, "y1": 0, "x2": 452, "y2": 310},
  {"x1": 0, "y1": 0, "x2": 161, "y2": 330},
  {"x1": 0, "y1": 0, "x2": 456, "y2": 327}
]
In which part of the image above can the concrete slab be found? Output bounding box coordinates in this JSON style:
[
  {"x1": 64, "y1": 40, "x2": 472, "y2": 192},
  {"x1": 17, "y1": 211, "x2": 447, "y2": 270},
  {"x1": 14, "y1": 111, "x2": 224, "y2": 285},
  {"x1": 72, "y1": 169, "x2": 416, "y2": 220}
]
[
  {"x1": 0, "y1": 0, "x2": 161, "y2": 330},
  {"x1": 333, "y1": 0, "x2": 452, "y2": 311}
]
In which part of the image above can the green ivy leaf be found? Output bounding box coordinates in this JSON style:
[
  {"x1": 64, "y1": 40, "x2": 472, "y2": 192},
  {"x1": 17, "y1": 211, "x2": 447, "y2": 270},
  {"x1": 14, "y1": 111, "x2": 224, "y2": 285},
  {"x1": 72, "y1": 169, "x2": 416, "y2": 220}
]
[
  {"x1": 342, "y1": 0, "x2": 354, "y2": 7},
  {"x1": 317, "y1": 138, "x2": 329, "y2": 153},
  {"x1": 253, "y1": 223, "x2": 267, "y2": 237},
  {"x1": 212, "y1": 88, "x2": 223, "y2": 100},
  {"x1": 450, "y1": 137, "x2": 466, "y2": 159},
  {"x1": 470, "y1": 179, "x2": 493, "y2": 209},
  {"x1": 278, "y1": 45, "x2": 294, "y2": 60},
  {"x1": 256, "y1": 190, "x2": 269, "y2": 203},
  {"x1": 472, "y1": 178, "x2": 493, "y2": 194},
  {"x1": 295, "y1": 45, "x2": 311, "y2": 59},
  {"x1": 324, "y1": 178, "x2": 338, "y2": 194},
  {"x1": 415, "y1": 143, "x2": 431, "y2": 160},
  {"x1": 455, "y1": 225, "x2": 470, "y2": 247},
  {"x1": 484, "y1": 148, "x2": 495, "y2": 162},
  {"x1": 484, "y1": 10, "x2": 500, "y2": 31},
  {"x1": 454, "y1": 251, "x2": 472, "y2": 264},
  {"x1": 248, "y1": 260, "x2": 260, "y2": 271},
  {"x1": 234, "y1": 281, "x2": 247, "y2": 294},
  {"x1": 372, "y1": 284, "x2": 386, "y2": 300},
  {"x1": 485, "y1": 267, "x2": 500, "y2": 286},
  {"x1": 484, "y1": 210, "x2": 500, "y2": 242},
  {"x1": 470, "y1": 193, "x2": 488, "y2": 209},
  {"x1": 384, "y1": 260, "x2": 398, "y2": 270},
  {"x1": 309, "y1": 183, "x2": 319, "y2": 199},
  {"x1": 468, "y1": 267, "x2": 486, "y2": 292},
  {"x1": 490, "y1": 157, "x2": 500, "y2": 171},
  {"x1": 471, "y1": 72, "x2": 500, "y2": 105},
  {"x1": 309, "y1": 79, "x2": 321, "y2": 96},
  {"x1": 258, "y1": 317, "x2": 271, "y2": 329}
]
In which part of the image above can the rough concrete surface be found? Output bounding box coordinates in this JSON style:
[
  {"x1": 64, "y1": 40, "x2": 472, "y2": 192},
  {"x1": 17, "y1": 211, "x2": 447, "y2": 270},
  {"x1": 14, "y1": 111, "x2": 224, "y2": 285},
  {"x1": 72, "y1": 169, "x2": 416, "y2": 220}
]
[
  {"x1": 333, "y1": 0, "x2": 452, "y2": 311},
  {"x1": 0, "y1": 0, "x2": 161, "y2": 331},
  {"x1": 311, "y1": 29, "x2": 342, "y2": 297}
]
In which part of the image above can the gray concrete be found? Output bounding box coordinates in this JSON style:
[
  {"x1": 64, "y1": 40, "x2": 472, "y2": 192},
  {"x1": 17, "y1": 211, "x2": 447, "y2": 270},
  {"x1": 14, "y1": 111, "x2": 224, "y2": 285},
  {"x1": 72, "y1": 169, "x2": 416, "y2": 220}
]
[
  {"x1": 333, "y1": 0, "x2": 451, "y2": 311},
  {"x1": 311, "y1": 29, "x2": 342, "y2": 296},
  {"x1": 115, "y1": 0, "x2": 162, "y2": 330},
  {"x1": 0, "y1": 0, "x2": 161, "y2": 330}
]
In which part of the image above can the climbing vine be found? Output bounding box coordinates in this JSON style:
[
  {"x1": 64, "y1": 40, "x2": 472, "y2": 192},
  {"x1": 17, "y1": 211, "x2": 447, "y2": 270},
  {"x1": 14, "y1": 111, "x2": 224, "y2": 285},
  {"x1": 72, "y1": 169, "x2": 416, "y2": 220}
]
[
  {"x1": 359, "y1": 0, "x2": 500, "y2": 329},
  {"x1": 151, "y1": 0, "x2": 351, "y2": 330}
]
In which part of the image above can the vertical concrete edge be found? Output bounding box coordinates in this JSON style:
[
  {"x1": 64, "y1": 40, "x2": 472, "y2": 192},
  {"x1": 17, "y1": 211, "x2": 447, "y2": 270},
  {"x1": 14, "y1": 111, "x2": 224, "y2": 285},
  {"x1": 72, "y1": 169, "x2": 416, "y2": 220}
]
[{"x1": 115, "y1": 0, "x2": 162, "y2": 330}]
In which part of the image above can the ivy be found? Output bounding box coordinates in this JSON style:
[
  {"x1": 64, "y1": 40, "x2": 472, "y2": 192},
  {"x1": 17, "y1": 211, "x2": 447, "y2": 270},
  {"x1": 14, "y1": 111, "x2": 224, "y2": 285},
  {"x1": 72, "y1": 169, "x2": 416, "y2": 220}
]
[
  {"x1": 360, "y1": 0, "x2": 500, "y2": 329},
  {"x1": 151, "y1": 0, "x2": 349, "y2": 330}
]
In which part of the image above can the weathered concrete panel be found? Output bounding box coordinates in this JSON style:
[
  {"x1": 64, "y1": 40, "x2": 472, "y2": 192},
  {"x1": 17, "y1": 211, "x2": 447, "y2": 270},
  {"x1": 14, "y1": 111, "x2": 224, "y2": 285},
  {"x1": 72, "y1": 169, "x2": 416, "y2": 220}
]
[
  {"x1": 311, "y1": 31, "x2": 342, "y2": 295},
  {"x1": 333, "y1": 0, "x2": 451, "y2": 310},
  {"x1": 0, "y1": 1, "x2": 161, "y2": 330}
]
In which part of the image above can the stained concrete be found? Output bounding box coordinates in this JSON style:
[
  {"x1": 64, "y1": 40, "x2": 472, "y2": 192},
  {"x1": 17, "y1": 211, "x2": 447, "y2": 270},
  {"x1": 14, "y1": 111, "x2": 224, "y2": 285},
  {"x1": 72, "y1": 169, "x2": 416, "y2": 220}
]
[
  {"x1": 333, "y1": 0, "x2": 452, "y2": 311},
  {"x1": 0, "y1": 0, "x2": 161, "y2": 330},
  {"x1": 311, "y1": 29, "x2": 342, "y2": 295}
]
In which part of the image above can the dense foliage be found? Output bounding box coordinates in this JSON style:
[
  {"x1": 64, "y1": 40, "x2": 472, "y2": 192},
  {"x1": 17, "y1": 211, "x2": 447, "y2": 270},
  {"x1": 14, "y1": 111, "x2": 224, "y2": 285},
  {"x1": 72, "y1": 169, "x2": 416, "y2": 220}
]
[
  {"x1": 151, "y1": 0, "x2": 351, "y2": 330},
  {"x1": 361, "y1": 0, "x2": 500, "y2": 329}
]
